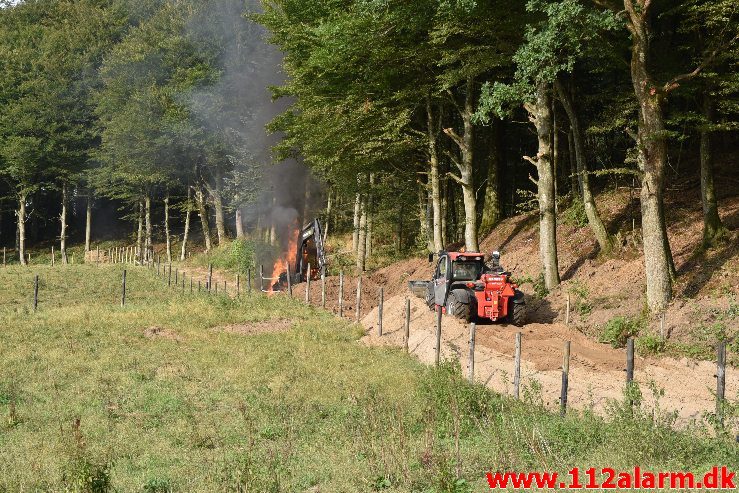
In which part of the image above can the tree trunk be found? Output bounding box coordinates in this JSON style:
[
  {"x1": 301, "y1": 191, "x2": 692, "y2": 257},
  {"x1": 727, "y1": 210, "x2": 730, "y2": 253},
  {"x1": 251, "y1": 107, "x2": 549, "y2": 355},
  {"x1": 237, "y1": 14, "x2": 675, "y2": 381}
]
[
  {"x1": 555, "y1": 78, "x2": 613, "y2": 253},
  {"x1": 567, "y1": 128, "x2": 580, "y2": 196},
  {"x1": 213, "y1": 169, "x2": 226, "y2": 245},
  {"x1": 60, "y1": 183, "x2": 68, "y2": 264},
  {"x1": 181, "y1": 187, "x2": 192, "y2": 261},
  {"x1": 136, "y1": 198, "x2": 144, "y2": 265},
  {"x1": 525, "y1": 83, "x2": 560, "y2": 290},
  {"x1": 427, "y1": 97, "x2": 444, "y2": 252},
  {"x1": 235, "y1": 208, "x2": 245, "y2": 239},
  {"x1": 17, "y1": 192, "x2": 26, "y2": 266},
  {"x1": 356, "y1": 194, "x2": 367, "y2": 271},
  {"x1": 626, "y1": 0, "x2": 674, "y2": 311},
  {"x1": 553, "y1": 101, "x2": 559, "y2": 213},
  {"x1": 196, "y1": 186, "x2": 212, "y2": 252},
  {"x1": 323, "y1": 187, "x2": 332, "y2": 243},
  {"x1": 85, "y1": 194, "x2": 92, "y2": 253},
  {"x1": 352, "y1": 189, "x2": 361, "y2": 254},
  {"x1": 365, "y1": 173, "x2": 375, "y2": 258},
  {"x1": 418, "y1": 186, "x2": 430, "y2": 250},
  {"x1": 479, "y1": 120, "x2": 501, "y2": 235},
  {"x1": 700, "y1": 93, "x2": 724, "y2": 246},
  {"x1": 164, "y1": 194, "x2": 172, "y2": 262},
  {"x1": 145, "y1": 194, "x2": 152, "y2": 261},
  {"x1": 443, "y1": 77, "x2": 479, "y2": 252}
]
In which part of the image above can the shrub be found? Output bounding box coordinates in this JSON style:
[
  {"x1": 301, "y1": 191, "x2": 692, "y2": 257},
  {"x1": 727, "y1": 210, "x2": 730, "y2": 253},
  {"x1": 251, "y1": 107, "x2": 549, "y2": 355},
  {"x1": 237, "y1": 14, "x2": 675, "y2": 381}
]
[
  {"x1": 562, "y1": 198, "x2": 588, "y2": 228},
  {"x1": 636, "y1": 334, "x2": 666, "y2": 355},
  {"x1": 600, "y1": 316, "x2": 642, "y2": 348}
]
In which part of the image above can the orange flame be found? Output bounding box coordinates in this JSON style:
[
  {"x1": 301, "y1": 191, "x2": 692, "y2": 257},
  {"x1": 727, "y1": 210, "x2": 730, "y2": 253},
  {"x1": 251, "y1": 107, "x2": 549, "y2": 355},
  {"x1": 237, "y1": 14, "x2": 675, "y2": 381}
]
[{"x1": 267, "y1": 222, "x2": 300, "y2": 293}]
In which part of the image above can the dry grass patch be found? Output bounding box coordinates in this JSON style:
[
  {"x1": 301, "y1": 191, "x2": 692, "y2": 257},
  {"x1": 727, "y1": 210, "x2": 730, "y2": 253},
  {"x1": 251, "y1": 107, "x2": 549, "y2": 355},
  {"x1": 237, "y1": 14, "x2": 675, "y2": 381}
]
[
  {"x1": 215, "y1": 318, "x2": 293, "y2": 335},
  {"x1": 143, "y1": 326, "x2": 183, "y2": 341}
]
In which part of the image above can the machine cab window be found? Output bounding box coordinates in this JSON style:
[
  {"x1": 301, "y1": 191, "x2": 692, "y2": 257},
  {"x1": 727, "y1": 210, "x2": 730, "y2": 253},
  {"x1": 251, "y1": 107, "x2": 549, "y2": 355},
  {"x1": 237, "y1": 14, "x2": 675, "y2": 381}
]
[{"x1": 437, "y1": 256, "x2": 448, "y2": 278}]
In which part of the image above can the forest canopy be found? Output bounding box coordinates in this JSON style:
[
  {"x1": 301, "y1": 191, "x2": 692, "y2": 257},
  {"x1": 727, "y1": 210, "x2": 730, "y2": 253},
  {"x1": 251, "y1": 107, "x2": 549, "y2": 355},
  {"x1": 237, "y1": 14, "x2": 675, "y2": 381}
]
[{"x1": 0, "y1": 0, "x2": 737, "y2": 312}]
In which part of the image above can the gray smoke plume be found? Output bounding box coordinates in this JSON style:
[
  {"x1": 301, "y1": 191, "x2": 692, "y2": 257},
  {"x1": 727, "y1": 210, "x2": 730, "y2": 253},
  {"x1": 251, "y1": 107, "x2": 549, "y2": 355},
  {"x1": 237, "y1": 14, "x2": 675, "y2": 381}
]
[{"x1": 185, "y1": 0, "x2": 319, "y2": 251}]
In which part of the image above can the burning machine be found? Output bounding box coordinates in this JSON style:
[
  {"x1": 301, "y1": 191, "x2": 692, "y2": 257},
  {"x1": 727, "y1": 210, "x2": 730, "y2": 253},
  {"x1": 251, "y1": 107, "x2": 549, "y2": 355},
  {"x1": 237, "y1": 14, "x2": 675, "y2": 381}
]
[{"x1": 270, "y1": 219, "x2": 327, "y2": 291}]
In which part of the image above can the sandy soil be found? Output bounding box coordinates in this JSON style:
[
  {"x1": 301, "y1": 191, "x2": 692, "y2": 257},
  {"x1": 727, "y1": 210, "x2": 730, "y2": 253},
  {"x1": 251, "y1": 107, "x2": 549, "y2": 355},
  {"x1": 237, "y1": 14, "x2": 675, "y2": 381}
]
[{"x1": 357, "y1": 294, "x2": 738, "y2": 429}]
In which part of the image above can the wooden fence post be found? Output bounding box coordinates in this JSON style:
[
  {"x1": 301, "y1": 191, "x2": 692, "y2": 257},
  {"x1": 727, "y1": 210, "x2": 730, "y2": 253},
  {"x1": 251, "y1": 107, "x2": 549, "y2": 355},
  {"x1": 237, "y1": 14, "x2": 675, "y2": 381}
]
[
  {"x1": 716, "y1": 341, "x2": 726, "y2": 427},
  {"x1": 121, "y1": 270, "x2": 127, "y2": 307},
  {"x1": 168, "y1": 264, "x2": 172, "y2": 287},
  {"x1": 321, "y1": 272, "x2": 326, "y2": 308},
  {"x1": 404, "y1": 297, "x2": 410, "y2": 353},
  {"x1": 237, "y1": 274, "x2": 240, "y2": 298},
  {"x1": 355, "y1": 277, "x2": 362, "y2": 322},
  {"x1": 560, "y1": 341, "x2": 571, "y2": 416},
  {"x1": 190, "y1": 278, "x2": 193, "y2": 294},
  {"x1": 287, "y1": 264, "x2": 292, "y2": 297},
  {"x1": 377, "y1": 287, "x2": 384, "y2": 337},
  {"x1": 33, "y1": 275, "x2": 39, "y2": 312},
  {"x1": 435, "y1": 306, "x2": 442, "y2": 366},
  {"x1": 247, "y1": 269, "x2": 252, "y2": 295},
  {"x1": 565, "y1": 293, "x2": 571, "y2": 326},
  {"x1": 626, "y1": 337, "x2": 635, "y2": 384},
  {"x1": 223, "y1": 280, "x2": 227, "y2": 295},
  {"x1": 208, "y1": 264, "x2": 213, "y2": 292},
  {"x1": 3, "y1": 247, "x2": 6, "y2": 266},
  {"x1": 198, "y1": 280, "x2": 201, "y2": 293},
  {"x1": 338, "y1": 270, "x2": 344, "y2": 317},
  {"x1": 468, "y1": 322, "x2": 476, "y2": 383},
  {"x1": 514, "y1": 332, "x2": 522, "y2": 399},
  {"x1": 305, "y1": 263, "x2": 311, "y2": 303},
  {"x1": 175, "y1": 268, "x2": 178, "y2": 286},
  {"x1": 260, "y1": 265, "x2": 264, "y2": 292},
  {"x1": 51, "y1": 246, "x2": 55, "y2": 266}
]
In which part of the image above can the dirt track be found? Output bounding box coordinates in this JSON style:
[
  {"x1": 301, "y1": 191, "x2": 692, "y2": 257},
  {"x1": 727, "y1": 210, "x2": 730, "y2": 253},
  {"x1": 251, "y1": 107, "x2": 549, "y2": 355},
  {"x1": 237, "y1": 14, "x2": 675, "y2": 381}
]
[{"x1": 355, "y1": 294, "x2": 737, "y2": 427}]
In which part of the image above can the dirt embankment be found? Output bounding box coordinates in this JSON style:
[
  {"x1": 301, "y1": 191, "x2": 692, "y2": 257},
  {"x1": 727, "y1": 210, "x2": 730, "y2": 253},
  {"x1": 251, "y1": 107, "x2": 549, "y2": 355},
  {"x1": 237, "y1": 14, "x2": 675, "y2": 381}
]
[
  {"x1": 357, "y1": 294, "x2": 736, "y2": 426},
  {"x1": 288, "y1": 186, "x2": 738, "y2": 426}
]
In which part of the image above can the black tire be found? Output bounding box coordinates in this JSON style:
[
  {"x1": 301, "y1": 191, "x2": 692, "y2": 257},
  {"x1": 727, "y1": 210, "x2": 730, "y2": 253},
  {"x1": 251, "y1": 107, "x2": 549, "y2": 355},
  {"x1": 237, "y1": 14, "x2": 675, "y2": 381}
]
[
  {"x1": 510, "y1": 301, "x2": 526, "y2": 327},
  {"x1": 447, "y1": 289, "x2": 471, "y2": 321},
  {"x1": 425, "y1": 282, "x2": 436, "y2": 311}
]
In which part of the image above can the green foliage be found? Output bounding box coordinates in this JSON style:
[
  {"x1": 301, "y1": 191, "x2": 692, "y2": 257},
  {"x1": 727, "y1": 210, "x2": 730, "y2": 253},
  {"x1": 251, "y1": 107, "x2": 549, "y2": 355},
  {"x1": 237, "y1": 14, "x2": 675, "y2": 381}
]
[
  {"x1": 600, "y1": 316, "x2": 643, "y2": 348},
  {"x1": 192, "y1": 238, "x2": 266, "y2": 274},
  {"x1": 637, "y1": 334, "x2": 667, "y2": 355},
  {"x1": 562, "y1": 198, "x2": 588, "y2": 228}
]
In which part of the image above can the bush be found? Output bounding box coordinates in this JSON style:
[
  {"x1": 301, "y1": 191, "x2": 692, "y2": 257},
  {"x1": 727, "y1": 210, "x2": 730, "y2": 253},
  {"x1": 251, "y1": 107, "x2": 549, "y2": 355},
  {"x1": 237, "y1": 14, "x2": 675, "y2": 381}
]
[
  {"x1": 636, "y1": 334, "x2": 666, "y2": 355},
  {"x1": 600, "y1": 316, "x2": 642, "y2": 348},
  {"x1": 562, "y1": 198, "x2": 588, "y2": 228},
  {"x1": 193, "y1": 238, "x2": 268, "y2": 274}
]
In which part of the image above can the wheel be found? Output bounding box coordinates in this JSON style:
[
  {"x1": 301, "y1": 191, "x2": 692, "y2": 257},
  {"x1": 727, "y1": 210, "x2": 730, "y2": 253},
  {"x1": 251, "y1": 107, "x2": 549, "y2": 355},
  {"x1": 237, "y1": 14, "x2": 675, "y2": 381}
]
[
  {"x1": 510, "y1": 301, "x2": 526, "y2": 327},
  {"x1": 424, "y1": 282, "x2": 435, "y2": 311},
  {"x1": 447, "y1": 289, "x2": 471, "y2": 321}
]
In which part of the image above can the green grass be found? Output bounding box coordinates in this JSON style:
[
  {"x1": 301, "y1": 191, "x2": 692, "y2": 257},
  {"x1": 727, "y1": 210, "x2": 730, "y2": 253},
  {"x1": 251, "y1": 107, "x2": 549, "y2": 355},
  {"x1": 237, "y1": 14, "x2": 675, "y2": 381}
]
[{"x1": 0, "y1": 265, "x2": 736, "y2": 492}]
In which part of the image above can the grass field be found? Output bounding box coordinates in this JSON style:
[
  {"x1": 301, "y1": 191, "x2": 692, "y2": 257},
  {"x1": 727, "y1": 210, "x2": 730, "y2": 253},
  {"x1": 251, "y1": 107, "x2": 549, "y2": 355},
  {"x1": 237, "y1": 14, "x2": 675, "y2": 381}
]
[{"x1": 0, "y1": 263, "x2": 736, "y2": 492}]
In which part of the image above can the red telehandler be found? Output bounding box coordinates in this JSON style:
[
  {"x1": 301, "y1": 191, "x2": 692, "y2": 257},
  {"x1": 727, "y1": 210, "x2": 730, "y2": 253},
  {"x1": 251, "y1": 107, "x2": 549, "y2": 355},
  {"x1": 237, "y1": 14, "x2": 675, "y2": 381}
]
[{"x1": 409, "y1": 250, "x2": 526, "y2": 326}]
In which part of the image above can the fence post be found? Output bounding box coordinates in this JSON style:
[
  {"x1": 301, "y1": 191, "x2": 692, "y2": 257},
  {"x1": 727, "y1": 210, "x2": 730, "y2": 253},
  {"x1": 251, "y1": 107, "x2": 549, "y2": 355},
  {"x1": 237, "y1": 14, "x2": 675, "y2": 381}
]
[
  {"x1": 198, "y1": 280, "x2": 201, "y2": 293},
  {"x1": 286, "y1": 264, "x2": 292, "y2": 297},
  {"x1": 260, "y1": 265, "x2": 264, "y2": 292},
  {"x1": 404, "y1": 297, "x2": 410, "y2": 353},
  {"x1": 168, "y1": 264, "x2": 172, "y2": 287},
  {"x1": 247, "y1": 268, "x2": 252, "y2": 295},
  {"x1": 716, "y1": 341, "x2": 726, "y2": 427},
  {"x1": 468, "y1": 322, "x2": 476, "y2": 383},
  {"x1": 435, "y1": 306, "x2": 442, "y2": 366},
  {"x1": 208, "y1": 264, "x2": 213, "y2": 292},
  {"x1": 565, "y1": 293, "x2": 571, "y2": 326},
  {"x1": 377, "y1": 287, "x2": 384, "y2": 337},
  {"x1": 223, "y1": 280, "x2": 227, "y2": 295},
  {"x1": 514, "y1": 332, "x2": 522, "y2": 399},
  {"x1": 237, "y1": 274, "x2": 240, "y2": 298},
  {"x1": 121, "y1": 270, "x2": 127, "y2": 307},
  {"x1": 51, "y1": 246, "x2": 55, "y2": 267},
  {"x1": 175, "y1": 268, "x2": 178, "y2": 286},
  {"x1": 96, "y1": 246, "x2": 100, "y2": 263},
  {"x1": 321, "y1": 272, "x2": 326, "y2": 308},
  {"x1": 305, "y1": 264, "x2": 311, "y2": 303},
  {"x1": 355, "y1": 277, "x2": 362, "y2": 322},
  {"x1": 560, "y1": 341, "x2": 571, "y2": 416},
  {"x1": 3, "y1": 247, "x2": 6, "y2": 266},
  {"x1": 626, "y1": 337, "x2": 635, "y2": 384},
  {"x1": 190, "y1": 277, "x2": 193, "y2": 294},
  {"x1": 338, "y1": 270, "x2": 344, "y2": 317},
  {"x1": 33, "y1": 275, "x2": 39, "y2": 312}
]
